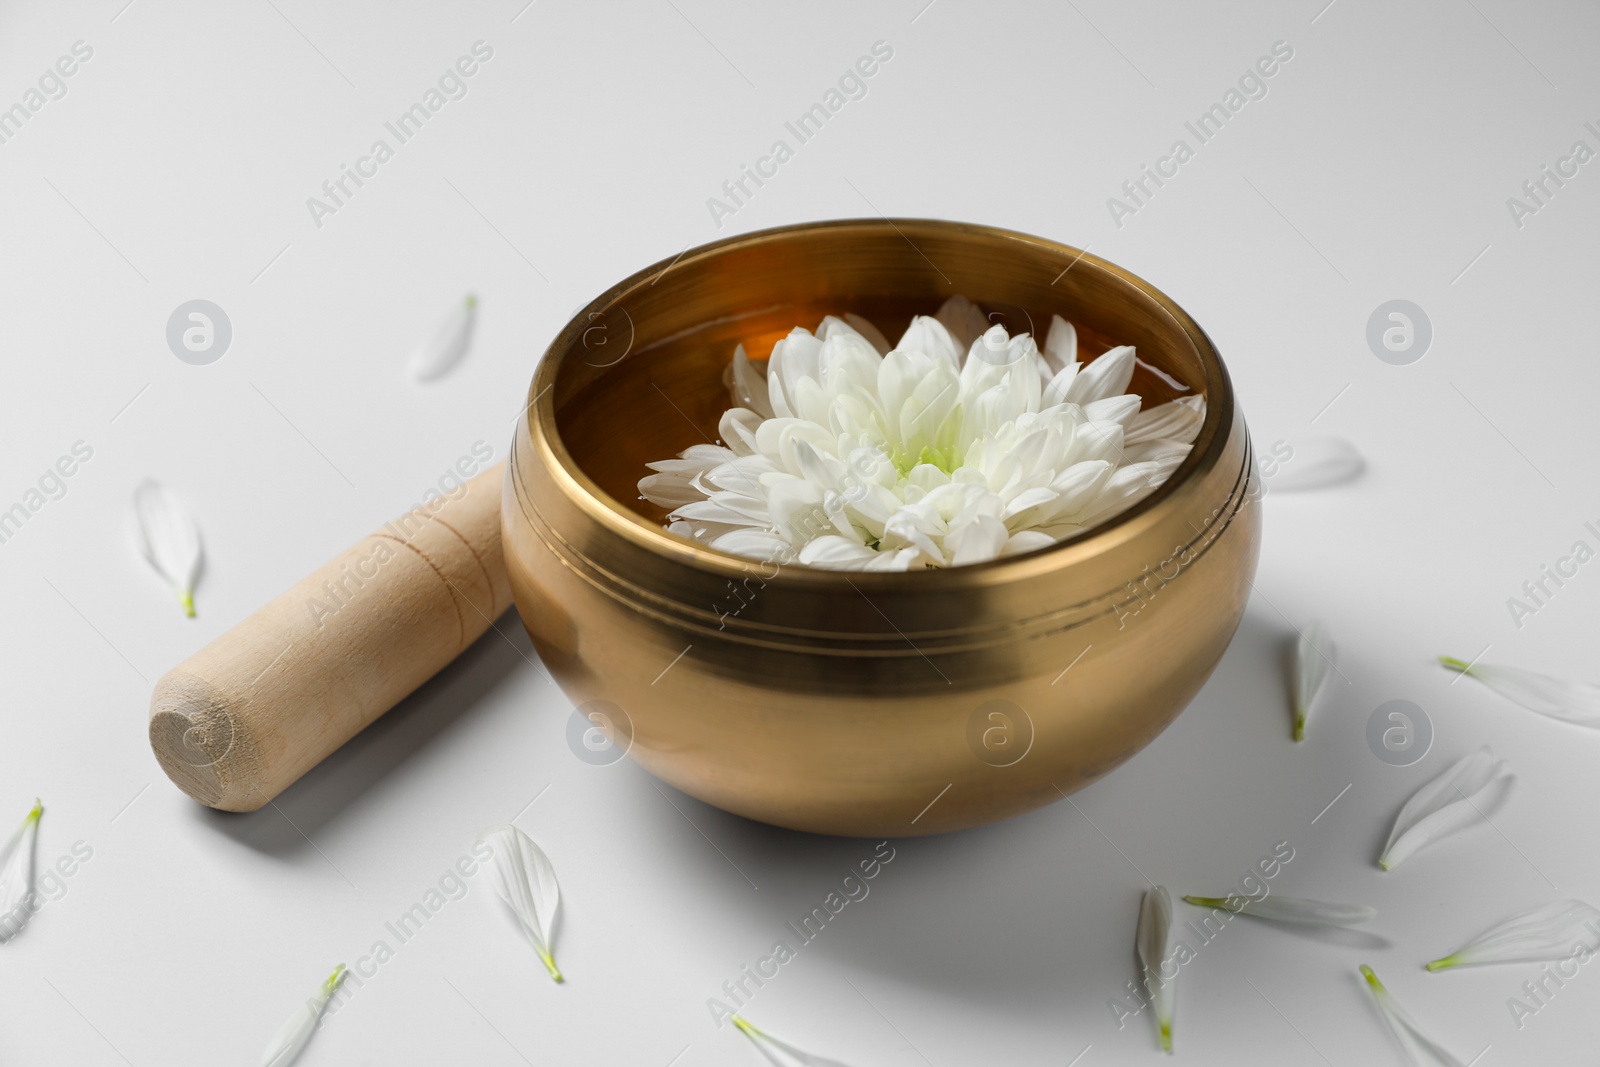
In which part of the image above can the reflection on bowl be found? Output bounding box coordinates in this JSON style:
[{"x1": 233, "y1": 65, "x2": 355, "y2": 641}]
[{"x1": 504, "y1": 218, "x2": 1260, "y2": 837}]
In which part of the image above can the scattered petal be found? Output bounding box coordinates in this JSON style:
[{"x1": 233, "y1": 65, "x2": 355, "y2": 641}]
[
  {"x1": 1266, "y1": 437, "x2": 1363, "y2": 493},
  {"x1": 409, "y1": 294, "x2": 477, "y2": 382},
  {"x1": 477, "y1": 824, "x2": 563, "y2": 981},
  {"x1": 0, "y1": 800, "x2": 42, "y2": 942},
  {"x1": 733, "y1": 1016, "x2": 854, "y2": 1067},
  {"x1": 1182, "y1": 893, "x2": 1375, "y2": 927},
  {"x1": 1135, "y1": 886, "x2": 1177, "y2": 1053},
  {"x1": 1439, "y1": 657, "x2": 1600, "y2": 728},
  {"x1": 261, "y1": 964, "x2": 346, "y2": 1067},
  {"x1": 1292, "y1": 620, "x2": 1337, "y2": 742},
  {"x1": 133, "y1": 479, "x2": 203, "y2": 617},
  {"x1": 1427, "y1": 899, "x2": 1600, "y2": 971},
  {"x1": 1378, "y1": 747, "x2": 1514, "y2": 871},
  {"x1": 1360, "y1": 964, "x2": 1466, "y2": 1066}
]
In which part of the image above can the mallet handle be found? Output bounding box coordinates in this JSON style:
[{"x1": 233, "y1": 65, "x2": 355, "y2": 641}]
[{"x1": 149, "y1": 464, "x2": 511, "y2": 811}]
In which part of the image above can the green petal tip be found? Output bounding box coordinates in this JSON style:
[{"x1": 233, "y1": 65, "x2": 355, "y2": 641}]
[
  {"x1": 180, "y1": 589, "x2": 196, "y2": 618},
  {"x1": 1437, "y1": 656, "x2": 1472, "y2": 674},
  {"x1": 1425, "y1": 956, "x2": 1456, "y2": 973}
]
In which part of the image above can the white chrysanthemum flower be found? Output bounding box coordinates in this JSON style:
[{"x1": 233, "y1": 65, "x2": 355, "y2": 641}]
[{"x1": 641, "y1": 300, "x2": 1204, "y2": 571}]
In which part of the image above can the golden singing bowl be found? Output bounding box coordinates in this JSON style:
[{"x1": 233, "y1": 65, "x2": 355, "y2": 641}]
[{"x1": 504, "y1": 218, "x2": 1261, "y2": 837}]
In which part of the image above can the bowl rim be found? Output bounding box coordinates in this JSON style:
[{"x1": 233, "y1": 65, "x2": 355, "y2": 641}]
[{"x1": 522, "y1": 217, "x2": 1234, "y2": 590}]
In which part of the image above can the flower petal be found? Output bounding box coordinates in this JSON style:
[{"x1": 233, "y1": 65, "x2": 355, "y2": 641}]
[
  {"x1": 1266, "y1": 437, "x2": 1364, "y2": 493},
  {"x1": 894, "y1": 315, "x2": 962, "y2": 366},
  {"x1": 1135, "y1": 886, "x2": 1176, "y2": 1053},
  {"x1": 1121, "y1": 439, "x2": 1193, "y2": 466},
  {"x1": 1041, "y1": 363, "x2": 1082, "y2": 409},
  {"x1": 1043, "y1": 314, "x2": 1078, "y2": 374},
  {"x1": 0, "y1": 800, "x2": 42, "y2": 942},
  {"x1": 947, "y1": 514, "x2": 1008, "y2": 566},
  {"x1": 1378, "y1": 747, "x2": 1514, "y2": 871},
  {"x1": 728, "y1": 344, "x2": 774, "y2": 419},
  {"x1": 766, "y1": 328, "x2": 823, "y2": 419},
  {"x1": 1440, "y1": 657, "x2": 1600, "y2": 728},
  {"x1": 719, "y1": 407, "x2": 765, "y2": 458},
  {"x1": 1428, "y1": 899, "x2": 1600, "y2": 971},
  {"x1": 1083, "y1": 394, "x2": 1142, "y2": 429},
  {"x1": 1134, "y1": 354, "x2": 1194, "y2": 394},
  {"x1": 710, "y1": 529, "x2": 792, "y2": 563},
  {"x1": 842, "y1": 313, "x2": 891, "y2": 356},
  {"x1": 133, "y1": 479, "x2": 203, "y2": 617},
  {"x1": 477, "y1": 824, "x2": 563, "y2": 981},
  {"x1": 1077, "y1": 457, "x2": 1176, "y2": 527},
  {"x1": 1360, "y1": 965, "x2": 1466, "y2": 1066},
  {"x1": 1001, "y1": 529, "x2": 1056, "y2": 557},
  {"x1": 799, "y1": 535, "x2": 923, "y2": 571},
  {"x1": 733, "y1": 1017, "x2": 855, "y2": 1067},
  {"x1": 1182, "y1": 893, "x2": 1375, "y2": 927},
  {"x1": 639, "y1": 445, "x2": 738, "y2": 509},
  {"x1": 1125, "y1": 396, "x2": 1205, "y2": 446},
  {"x1": 1292, "y1": 620, "x2": 1336, "y2": 742},
  {"x1": 934, "y1": 294, "x2": 989, "y2": 354},
  {"x1": 261, "y1": 964, "x2": 346, "y2": 1067},
  {"x1": 409, "y1": 294, "x2": 477, "y2": 382},
  {"x1": 1064, "y1": 346, "x2": 1135, "y2": 405}
]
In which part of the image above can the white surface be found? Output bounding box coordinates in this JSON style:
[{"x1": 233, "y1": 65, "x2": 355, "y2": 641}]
[{"x1": 1, "y1": 1, "x2": 1596, "y2": 1064}]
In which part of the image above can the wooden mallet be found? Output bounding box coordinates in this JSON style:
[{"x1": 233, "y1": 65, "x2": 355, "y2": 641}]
[{"x1": 148, "y1": 465, "x2": 511, "y2": 811}]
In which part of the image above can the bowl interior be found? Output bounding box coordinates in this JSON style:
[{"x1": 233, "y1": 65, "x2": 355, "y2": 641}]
[{"x1": 542, "y1": 220, "x2": 1215, "y2": 535}]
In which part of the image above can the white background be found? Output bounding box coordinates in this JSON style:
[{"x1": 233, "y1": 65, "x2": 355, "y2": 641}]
[{"x1": 1, "y1": 1, "x2": 1596, "y2": 1064}]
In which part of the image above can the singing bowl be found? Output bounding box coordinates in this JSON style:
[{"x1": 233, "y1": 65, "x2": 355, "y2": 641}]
[{"x1": 503, "y1": 218, "x2": 1261, "y2": 837}]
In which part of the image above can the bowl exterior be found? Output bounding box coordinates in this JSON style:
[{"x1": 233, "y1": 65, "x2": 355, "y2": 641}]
[{"x1": 503, "y1": 220, "x2": 1261, "y2": 837}]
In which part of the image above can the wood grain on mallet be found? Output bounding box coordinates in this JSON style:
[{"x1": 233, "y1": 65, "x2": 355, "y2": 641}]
[{"x1": 149, "y1": 464, "x2": 512, "y2": 811}]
